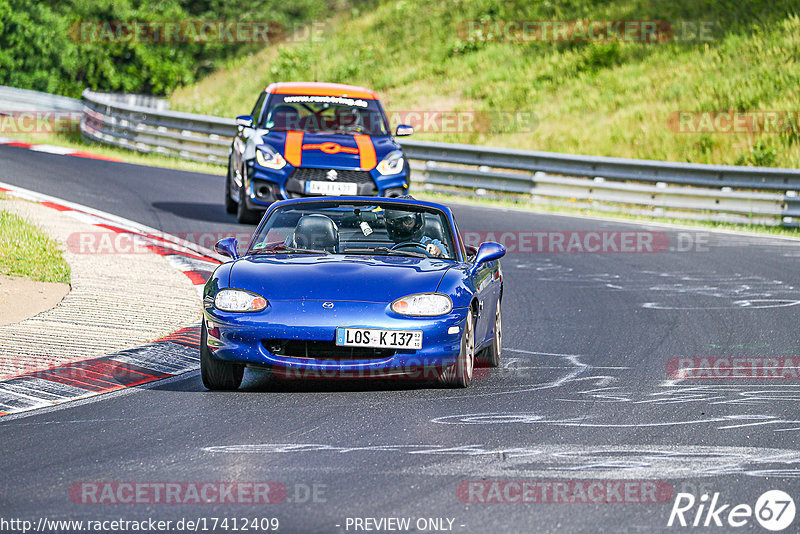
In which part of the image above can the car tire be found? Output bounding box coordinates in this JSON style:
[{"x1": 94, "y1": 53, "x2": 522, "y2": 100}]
[
  {"x1": 225, "y1": 158, "x2": 237, "y2": 215},
  {"x1": 439, "y1": 309, "x2": 474, "y2": 388},
  {"x1": 478, "y1": 300, "x2": 502, "y2": 367},
  {"x1": 237, "y1": 168, "x2": 261, "y2": 225},
  {"x1": 200, "y1": 322, "x2": 244, "y2": 390}
]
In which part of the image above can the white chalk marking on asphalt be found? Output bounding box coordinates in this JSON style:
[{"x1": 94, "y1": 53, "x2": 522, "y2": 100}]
[{"x1": 200, "y1": 442, "x2": 800, "y2": 479}]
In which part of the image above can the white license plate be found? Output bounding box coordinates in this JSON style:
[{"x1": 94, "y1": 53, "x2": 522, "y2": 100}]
[
  {"x1": 336, "y1": 328, "x2": 422, "y2": 349},
  {"x1": 305, "y1": 181, "x2": 358, "y2": 196}
]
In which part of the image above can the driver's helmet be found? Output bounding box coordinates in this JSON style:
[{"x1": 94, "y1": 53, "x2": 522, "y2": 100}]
[
  {"x1": 335, "y1": 107, "x2": 360, "y2": 129},
  {"x1": 384, "y1": 209, "x2": 424, "y2": 242}
]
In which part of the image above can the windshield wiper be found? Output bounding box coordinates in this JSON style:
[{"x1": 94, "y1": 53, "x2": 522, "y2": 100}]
[
  {"x1": 343, "y1": 246, "x2": 428, "y2": 258},
  {"x1": 251, "y1": 243, "x2": 330, "y2": 255}
]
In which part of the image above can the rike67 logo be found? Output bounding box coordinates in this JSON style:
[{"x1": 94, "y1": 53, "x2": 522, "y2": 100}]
[{"x1": 668, "y1": 490, "x2": 795, "y2": 531}]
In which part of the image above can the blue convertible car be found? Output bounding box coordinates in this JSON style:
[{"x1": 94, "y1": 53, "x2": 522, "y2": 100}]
[{"x1": 201, "y1": 196, "x2": 505, "y2": 390}]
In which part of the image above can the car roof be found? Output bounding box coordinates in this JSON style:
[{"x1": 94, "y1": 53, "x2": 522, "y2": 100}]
[{"x1": 265, "y1": 82, "x2": 378, "y2": 100}]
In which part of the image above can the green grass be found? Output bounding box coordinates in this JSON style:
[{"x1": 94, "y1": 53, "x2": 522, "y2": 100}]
[
  {"x1": 170, "y1": 0, "x2": 800, "y2": 168},
  {"x1": 0, "y1": 208, "x2": 71, "y2": 283}
]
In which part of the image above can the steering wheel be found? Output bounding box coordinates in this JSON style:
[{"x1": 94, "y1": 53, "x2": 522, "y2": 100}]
[{"x1": 391, "y1": 242, "x2": 429, "y2": 254}]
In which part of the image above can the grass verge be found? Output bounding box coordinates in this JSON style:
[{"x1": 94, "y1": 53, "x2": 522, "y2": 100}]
[{"x1": 0, "y1": 207, "x2": 71, "y2": 283}]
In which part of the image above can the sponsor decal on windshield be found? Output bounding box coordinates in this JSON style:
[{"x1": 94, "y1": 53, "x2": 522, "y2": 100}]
[{"x1": 283, "y1": 95, "x2": 369, "y2": 107}]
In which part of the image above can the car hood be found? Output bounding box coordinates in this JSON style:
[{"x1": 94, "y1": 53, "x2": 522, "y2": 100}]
[
  {"x1": 259, "y1": 131, "x2": 399, "y2": 171},
  {"x1": 229, "y1": 254, "x2": 454, "y2": 302}
]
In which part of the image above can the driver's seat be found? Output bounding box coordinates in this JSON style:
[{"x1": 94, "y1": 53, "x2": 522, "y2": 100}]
[{"x1": 422, "y1": 215, "x2": 447, "y2": 244}]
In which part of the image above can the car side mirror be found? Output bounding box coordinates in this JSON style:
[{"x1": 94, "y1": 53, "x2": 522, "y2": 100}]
[
  {"x1": 236, "y1": 115, "x2": 254, "y2": 128},
  {"x1": 469, "y1": 242, "x2": 505, "y2": 274},
  {"x1": 215, "y1": 237, "x2": 240, "y2": 259},
  {"x1": 395, "y1": 124, "x2": 414, "y2": 136}
]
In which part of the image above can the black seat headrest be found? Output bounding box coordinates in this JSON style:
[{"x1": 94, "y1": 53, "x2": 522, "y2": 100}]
[{"x1": 292, "y1": 214, "x2": 339, "y2": 252}]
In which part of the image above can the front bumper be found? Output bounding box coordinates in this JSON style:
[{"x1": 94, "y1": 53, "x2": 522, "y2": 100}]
[
  {"x1": 246, "y1": 163, "x2": 409, "y2": 207},
  {"x1": 204, "y1": 300, "x2": 467, "y2": 377}
]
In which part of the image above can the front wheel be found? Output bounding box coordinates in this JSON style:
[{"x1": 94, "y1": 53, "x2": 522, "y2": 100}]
[
  {"x1": 236, "y1": 170, "x2": 261, "y2": 224},
  {"x1": 200, "y1": 322, "x2": 244, "y2": 390},
  {"x1": 439, "y1": 309, "x2": 475, "y2": 388},
  {"x1": 224, "y1": 158, "x2": 237, "y2": 214}
]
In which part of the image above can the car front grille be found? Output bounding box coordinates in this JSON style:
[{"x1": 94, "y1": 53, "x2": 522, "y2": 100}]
[
  {"x1": 263, "y1": 340, "x2": 395, "y2": 360},
  {"x1": 290, "y1": 168, "x2": 375, "y2": 184}
]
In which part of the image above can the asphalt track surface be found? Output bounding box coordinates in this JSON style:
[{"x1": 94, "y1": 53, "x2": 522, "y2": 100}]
[{"x1": 2, "y1": 143, "x2": 800, "y2": 533}]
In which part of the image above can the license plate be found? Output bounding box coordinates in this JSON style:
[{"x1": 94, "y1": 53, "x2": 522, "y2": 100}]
[
  {"x1": 305, "y1": 181, "x2": 358, "y2": 196},
  {"x1": 336, "y1": 328, "x2": 422, "y2": 349}
]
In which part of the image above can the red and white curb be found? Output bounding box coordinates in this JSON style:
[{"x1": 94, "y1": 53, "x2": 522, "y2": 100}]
[
  {"x1": 0, "y1": 182, "x2": 226, "y2": 418},
  {"x1": 0, "y1": 136, "x2": 123, "y2": 162}
]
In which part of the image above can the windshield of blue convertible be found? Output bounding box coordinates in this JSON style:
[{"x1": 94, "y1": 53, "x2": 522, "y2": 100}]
[{"x1": 248, "y1": 201, "x2": 458, "y2": 260}]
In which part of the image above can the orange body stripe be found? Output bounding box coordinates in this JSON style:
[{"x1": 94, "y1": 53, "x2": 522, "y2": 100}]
[
  {"x1": 354, "y1": 135, "x2": 377, "y2": 170},
  {"x1": 284, "y1": 131, "x2": 303, "y2": 167},
  {"x1": 302, "y1": 143, "x2": 359, "y2": 155}
]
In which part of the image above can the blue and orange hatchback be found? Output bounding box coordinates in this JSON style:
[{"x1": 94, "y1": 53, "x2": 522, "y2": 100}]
[{"x1": 227, "y1": 82, "x2": 414, "y2": 223}]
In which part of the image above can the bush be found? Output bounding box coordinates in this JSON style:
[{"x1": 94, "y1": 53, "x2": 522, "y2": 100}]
[{"x1": 0, "y1": 0, "x2": 332, "y2": 96}]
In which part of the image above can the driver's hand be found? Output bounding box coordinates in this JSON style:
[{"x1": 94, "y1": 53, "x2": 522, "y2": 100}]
[{"x1": 426, "y1": 243, "x2": 443, "y2": 257}]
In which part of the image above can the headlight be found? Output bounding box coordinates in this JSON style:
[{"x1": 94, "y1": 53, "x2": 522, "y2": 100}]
[
  {"x1": 214, "y1": 289, "x2": 268, "y2": 312},
  {"x1": 255, "y1": 147, "x2": 287, "y2": 170},
  {"x1": 376, "y1": 150, "x2": 405, "y2": 175},
  {"x1": 391, "y1": 293, "x2": 452, "y2": 316}
]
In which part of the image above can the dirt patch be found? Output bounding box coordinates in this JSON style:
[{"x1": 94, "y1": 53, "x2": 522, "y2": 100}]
[{"x1": 0, "y1": 274, "x2": 70, "y2": 325}]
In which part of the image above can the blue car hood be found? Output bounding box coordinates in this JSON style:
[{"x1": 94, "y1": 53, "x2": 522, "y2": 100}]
[
  {"x1": 260, "y1": 131, "x2": 399, "y2": 170},
  {"x1": 229, "y1": 255, "x2": 454, "y2": 302}
]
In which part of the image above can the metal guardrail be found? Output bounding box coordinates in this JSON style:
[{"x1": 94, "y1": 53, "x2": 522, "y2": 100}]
[
  {"x1": 0, "y1": 86, "x2": 82, "y2": 113},
  {"x1": 3, "y1": 86, "x2": 799, "y2": 226},
  {"x1": 81, "y1": 89, "x2": 235, "y2": 164},
  {"x1": 400, "y1": 141, "x2": 800, "y2": 225}
]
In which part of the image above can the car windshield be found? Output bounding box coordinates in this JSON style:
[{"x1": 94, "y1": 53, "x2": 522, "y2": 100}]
[
  {"x1": 249, "y1": 201, "x2": 457, "y2": 260},
  {"x1": 260, "y1": 94, "x2": 389, "y2": 135}
]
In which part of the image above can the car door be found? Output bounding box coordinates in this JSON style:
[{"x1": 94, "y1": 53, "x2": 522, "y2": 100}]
[{"x1": 471, "y1": 256, "x2": 499, "y2": 347}]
